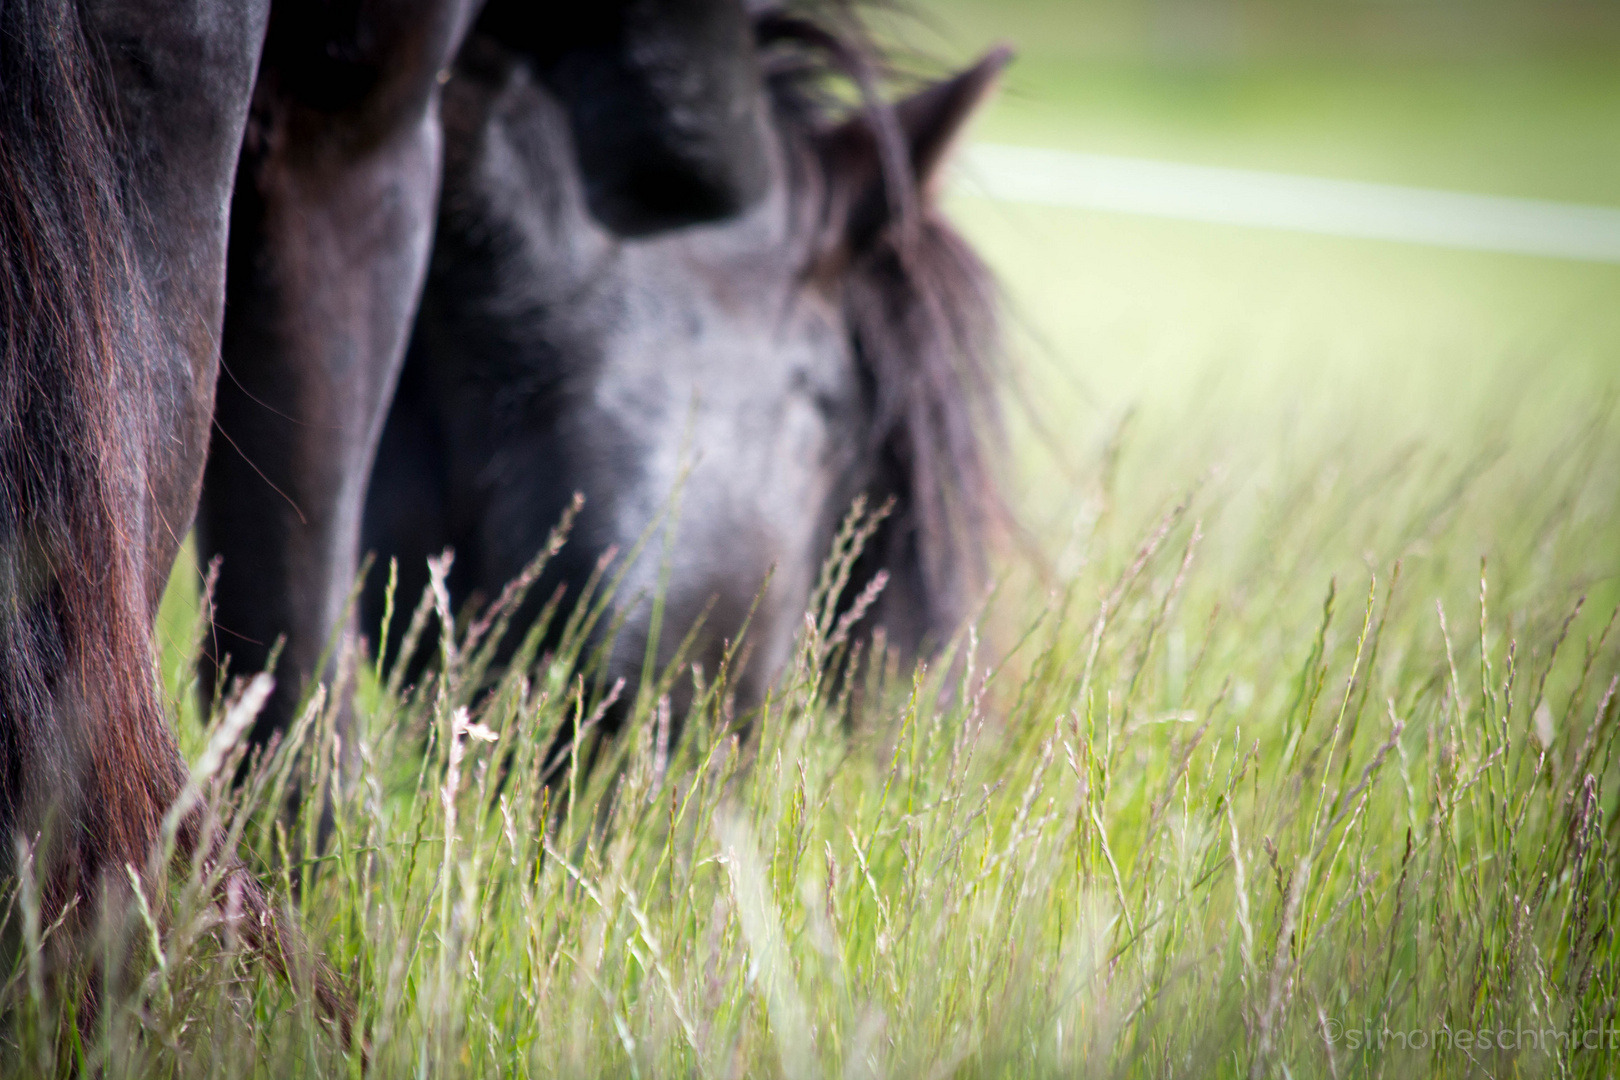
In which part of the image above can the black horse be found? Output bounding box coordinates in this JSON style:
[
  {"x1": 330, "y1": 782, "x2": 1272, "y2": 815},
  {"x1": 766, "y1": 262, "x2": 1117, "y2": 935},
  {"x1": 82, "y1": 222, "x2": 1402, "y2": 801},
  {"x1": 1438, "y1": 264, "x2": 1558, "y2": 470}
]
[
  {"x1": 200, "y1": 0, "x2": 781, "y2": 762},
  {"x1": 362, "y1": 8, "x2": 1007, "y2": 722},
  {"x1": 0, "y1": 0, "x2": 779, "y2": 1028}
]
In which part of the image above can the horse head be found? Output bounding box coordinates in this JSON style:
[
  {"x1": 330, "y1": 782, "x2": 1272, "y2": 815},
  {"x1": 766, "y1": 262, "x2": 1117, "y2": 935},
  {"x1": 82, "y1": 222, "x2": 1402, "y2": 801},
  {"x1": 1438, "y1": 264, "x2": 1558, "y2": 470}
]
[{"x1": 363, "y1": 5, "x2": 1009, "y2": 732}]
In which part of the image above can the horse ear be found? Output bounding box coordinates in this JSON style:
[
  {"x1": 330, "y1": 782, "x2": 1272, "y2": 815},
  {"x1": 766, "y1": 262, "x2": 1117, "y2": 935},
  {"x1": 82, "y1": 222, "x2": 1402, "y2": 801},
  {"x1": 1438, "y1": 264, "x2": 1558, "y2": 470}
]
[{"x1": 819, "y1": 45, "x2": 1012, "y2": 249}]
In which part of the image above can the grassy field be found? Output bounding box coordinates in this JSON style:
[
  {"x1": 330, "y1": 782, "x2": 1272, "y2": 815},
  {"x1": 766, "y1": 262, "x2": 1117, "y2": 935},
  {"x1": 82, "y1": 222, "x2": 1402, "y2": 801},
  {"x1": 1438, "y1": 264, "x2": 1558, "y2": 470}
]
[{"x1": 6, "y1": 2, "x2": 1620, "y2": 1076}]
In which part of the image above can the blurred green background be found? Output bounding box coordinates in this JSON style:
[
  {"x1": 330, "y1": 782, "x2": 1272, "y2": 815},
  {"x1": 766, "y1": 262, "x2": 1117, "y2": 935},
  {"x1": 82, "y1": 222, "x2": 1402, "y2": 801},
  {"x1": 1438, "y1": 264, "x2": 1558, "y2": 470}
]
[
  {"x1": 912, "y1": 0, "x2": 1620, "y2": 199},
  {"x1": 889, "y1": 0, "x2": 1619, "y2": 602}
]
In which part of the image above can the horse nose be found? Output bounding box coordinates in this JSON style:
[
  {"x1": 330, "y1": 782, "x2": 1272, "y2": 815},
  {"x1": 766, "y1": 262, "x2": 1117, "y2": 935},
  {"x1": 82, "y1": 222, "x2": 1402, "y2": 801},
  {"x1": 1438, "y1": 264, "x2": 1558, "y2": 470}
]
[{"x1": 612, "y1": 513, "x2": 794, "y2": 699}]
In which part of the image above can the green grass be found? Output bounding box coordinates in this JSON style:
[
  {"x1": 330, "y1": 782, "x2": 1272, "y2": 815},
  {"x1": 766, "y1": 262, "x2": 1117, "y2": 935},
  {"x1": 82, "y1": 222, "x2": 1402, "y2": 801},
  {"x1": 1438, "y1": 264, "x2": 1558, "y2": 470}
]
[
  {"x1": 15, "y1": 360, "x2": 1615, "y2": 1077},
  {"x1": 6, "y1": 5, "x2": 1620, "y2": 1075}
]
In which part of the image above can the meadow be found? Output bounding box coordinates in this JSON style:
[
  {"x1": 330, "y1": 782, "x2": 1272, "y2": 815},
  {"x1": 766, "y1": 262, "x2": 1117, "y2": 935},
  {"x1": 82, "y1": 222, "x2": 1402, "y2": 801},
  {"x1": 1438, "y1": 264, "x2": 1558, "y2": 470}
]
[{"x1": 5, "y1": 2, "x2": 1620, "y2": 1076}]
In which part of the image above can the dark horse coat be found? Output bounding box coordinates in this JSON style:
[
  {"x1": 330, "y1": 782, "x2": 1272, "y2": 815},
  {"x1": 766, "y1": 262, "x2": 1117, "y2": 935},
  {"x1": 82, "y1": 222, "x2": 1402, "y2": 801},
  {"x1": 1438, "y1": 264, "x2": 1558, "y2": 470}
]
[{"x1": 0, "y1": 0, "x2": 778, "y2": 1027}]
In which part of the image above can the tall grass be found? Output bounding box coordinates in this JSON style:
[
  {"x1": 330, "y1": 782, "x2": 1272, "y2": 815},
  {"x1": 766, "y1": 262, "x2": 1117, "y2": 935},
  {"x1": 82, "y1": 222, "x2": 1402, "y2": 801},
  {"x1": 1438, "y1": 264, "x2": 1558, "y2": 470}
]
[{"x1": 2, "y1": 380, "x2": 1615, "y2": 1077}]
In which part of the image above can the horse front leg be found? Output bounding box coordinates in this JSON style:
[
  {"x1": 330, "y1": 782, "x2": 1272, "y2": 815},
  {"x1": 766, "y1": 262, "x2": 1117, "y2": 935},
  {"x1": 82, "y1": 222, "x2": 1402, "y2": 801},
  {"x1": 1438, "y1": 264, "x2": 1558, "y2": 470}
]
[{"x1": 201, "y1": 0, "x2": 479, "y2": 753}]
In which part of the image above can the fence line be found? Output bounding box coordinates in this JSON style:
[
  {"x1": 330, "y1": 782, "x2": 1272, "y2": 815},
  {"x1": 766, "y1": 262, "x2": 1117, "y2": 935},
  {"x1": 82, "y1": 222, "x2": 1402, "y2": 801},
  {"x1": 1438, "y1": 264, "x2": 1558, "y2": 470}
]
[{"x1": 956, "y1": 142, "x2": 1620, "y2": 264}]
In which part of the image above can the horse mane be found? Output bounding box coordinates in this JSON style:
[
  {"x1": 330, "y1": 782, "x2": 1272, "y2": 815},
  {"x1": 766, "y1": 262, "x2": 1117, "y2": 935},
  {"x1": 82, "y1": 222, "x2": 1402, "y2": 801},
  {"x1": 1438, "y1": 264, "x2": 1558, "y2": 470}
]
[{"x1": 754, "y1": 2, "x2": 1003, "y2": 647}]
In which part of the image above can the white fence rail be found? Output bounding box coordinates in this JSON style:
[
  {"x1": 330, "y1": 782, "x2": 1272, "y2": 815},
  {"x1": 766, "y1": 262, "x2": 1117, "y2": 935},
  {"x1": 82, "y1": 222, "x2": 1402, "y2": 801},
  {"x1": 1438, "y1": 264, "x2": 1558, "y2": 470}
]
[{"x1": 957, "y1": 142, "x2": 1620, "y2": 264}]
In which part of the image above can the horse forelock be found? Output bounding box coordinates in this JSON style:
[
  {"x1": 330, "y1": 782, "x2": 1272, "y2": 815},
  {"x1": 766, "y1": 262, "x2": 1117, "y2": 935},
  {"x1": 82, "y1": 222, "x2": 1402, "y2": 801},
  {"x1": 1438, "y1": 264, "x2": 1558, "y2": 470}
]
[{"x1": 753, "y1": 1, "x2": 1003, "y2": 639}]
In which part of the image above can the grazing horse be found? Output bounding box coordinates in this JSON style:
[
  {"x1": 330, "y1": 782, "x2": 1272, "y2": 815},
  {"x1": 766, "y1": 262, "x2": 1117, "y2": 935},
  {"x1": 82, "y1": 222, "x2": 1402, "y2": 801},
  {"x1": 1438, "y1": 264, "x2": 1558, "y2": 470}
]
[
  {"x1": 362, "y1": 7, "x2": 1007, "y2": 723},
  {"x1": 0, "y1": 0, "x2": 775, "y2": 1029},
  {"x1": 201, "y1": 0, "x2": 780, "y2": 759}
]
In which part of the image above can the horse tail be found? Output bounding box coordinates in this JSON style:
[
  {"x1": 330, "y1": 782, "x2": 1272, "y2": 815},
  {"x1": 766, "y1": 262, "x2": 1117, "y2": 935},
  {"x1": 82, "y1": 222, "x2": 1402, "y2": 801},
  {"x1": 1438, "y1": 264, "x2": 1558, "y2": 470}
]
[
  {"x1": 0, "y1": 0, "x2": 189, "y2": 913},
  {"x1": 0, "y1": 0, "x2": 358, "y2": 1039}
]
